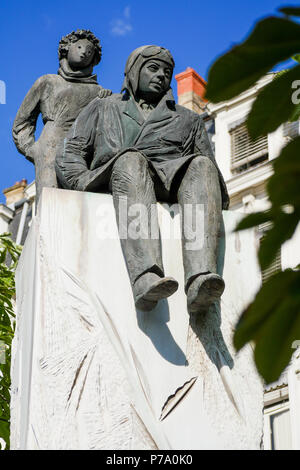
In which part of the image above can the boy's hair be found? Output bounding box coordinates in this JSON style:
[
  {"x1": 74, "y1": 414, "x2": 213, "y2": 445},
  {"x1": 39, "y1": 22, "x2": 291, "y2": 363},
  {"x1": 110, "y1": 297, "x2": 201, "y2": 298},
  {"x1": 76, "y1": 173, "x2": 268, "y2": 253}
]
[{"x1": 58, "y1": 29, "x2": 102, "y2": 66}]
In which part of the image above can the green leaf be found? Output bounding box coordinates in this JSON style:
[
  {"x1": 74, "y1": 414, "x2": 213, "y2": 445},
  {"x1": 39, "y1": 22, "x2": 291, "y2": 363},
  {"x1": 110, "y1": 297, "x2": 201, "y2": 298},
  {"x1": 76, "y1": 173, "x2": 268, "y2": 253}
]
[
  {"x1": 235, "y1": 210, "x2": 273, "y2": 232},
  {"x1": 0, "y1": 249, "x2": 6, "y2": 264},
  {"x1": 268, "y1": 172, "x2": 300, "y2": 208},
  {"x1": 289, "y1": 103, "x2": 300, "y2": 120},
  {"x1": 279, "y1": 6, "x2": 300, "y2": 16},
  {"x1": 265, "y1": 138, "x2": 300, "y2": 213},
  {"x1": 273, "y1": 137, "x2": 300, "y2": 173},
  {"x1": 0, "y1": 419, "x2": 9, "y2": 449},
  {"x1": 254, "y1": 282, "x2": 300, "y2": 383},
  {"x1": 0, "y1": 325, "x2": 13, "y2": 334},
  {"x1": 234, "y1": 269, "x2": 300, "y2": 383},
  {"x1": 234, "y1": 270, "x2": 298, "y2": 350},
  {"x1": 206, "y1": 17, "x2": 300, "y2": 102},
  {"x1": 292, "y1": 54, "x2": 300, "y2": 63},
  {"x1": 0, "y1": 234, "x2": 21, "y2": 450},
  {"x1": 247, "y1": 65, "x2": 300, "y2": 139}
]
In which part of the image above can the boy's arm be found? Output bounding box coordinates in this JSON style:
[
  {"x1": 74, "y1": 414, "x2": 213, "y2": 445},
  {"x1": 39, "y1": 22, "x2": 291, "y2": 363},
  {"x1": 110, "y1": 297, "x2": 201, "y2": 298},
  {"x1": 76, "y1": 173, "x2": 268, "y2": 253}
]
[{"x1": 12, "y1": 76, "x2": 46, "y2": 162}]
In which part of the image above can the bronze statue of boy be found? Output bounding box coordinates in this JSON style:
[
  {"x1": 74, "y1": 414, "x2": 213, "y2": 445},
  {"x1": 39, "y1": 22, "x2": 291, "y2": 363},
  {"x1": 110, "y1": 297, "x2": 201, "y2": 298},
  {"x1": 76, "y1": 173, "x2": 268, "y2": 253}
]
[{"x1": 13, "y1": 29, "x2": 111, "y2": 204}]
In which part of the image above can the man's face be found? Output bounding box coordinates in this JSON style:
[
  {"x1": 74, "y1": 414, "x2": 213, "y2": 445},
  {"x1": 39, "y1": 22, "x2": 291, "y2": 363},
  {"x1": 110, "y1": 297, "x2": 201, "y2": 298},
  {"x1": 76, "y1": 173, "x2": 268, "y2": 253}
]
[
  {"x1": 67, "y1": 39, "x2": 95, "y2": 70},
  {"x1": 138, "y1": 59, "x2": 173, "y2": 101}
]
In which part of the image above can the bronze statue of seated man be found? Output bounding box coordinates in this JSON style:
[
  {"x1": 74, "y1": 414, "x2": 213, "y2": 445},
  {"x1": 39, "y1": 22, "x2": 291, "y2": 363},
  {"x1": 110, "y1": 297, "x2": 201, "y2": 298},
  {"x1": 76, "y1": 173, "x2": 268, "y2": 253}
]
[{"x1": 56, "y1": 45, "x2": 229, "y2": 313}]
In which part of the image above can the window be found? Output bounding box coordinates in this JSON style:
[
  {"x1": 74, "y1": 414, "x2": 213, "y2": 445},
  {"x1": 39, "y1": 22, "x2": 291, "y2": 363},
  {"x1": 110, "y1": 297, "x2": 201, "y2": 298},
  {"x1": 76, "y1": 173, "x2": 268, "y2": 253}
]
[
  {"x1": 230, "y1": 122, "x2": 268, "y2": 174},
  {"x1": 258, "y1": 222, "x2": 282, "y2": 283}
]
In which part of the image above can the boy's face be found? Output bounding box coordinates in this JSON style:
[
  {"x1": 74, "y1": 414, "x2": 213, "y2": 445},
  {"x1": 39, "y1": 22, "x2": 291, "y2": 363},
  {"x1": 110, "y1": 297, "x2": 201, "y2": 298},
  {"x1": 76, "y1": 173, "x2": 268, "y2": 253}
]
[{"x1": 67, "y1": 39, "x2": 95, "y2": 69}]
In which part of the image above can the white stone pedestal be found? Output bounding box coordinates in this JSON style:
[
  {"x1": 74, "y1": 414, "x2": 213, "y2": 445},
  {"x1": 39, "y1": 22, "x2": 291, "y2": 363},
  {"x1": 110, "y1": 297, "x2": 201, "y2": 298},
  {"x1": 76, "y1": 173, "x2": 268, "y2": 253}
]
[{"x1": 11, "y1": 188, "x2": 264, "y2": 449}]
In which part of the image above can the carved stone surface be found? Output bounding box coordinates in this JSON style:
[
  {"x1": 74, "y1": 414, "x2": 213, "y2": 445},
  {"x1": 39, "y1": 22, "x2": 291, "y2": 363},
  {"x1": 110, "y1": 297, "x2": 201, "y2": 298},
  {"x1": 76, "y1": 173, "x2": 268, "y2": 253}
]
[{"x1": 11, "y1": 188, "x2": 263, "y2": 449}]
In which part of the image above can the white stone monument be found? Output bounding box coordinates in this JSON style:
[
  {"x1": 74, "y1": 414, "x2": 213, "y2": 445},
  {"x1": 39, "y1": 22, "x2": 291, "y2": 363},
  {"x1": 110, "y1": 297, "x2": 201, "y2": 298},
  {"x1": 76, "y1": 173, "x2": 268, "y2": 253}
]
[{"x1": 10, "y1": 188, "x2": 264, "y2": 450}]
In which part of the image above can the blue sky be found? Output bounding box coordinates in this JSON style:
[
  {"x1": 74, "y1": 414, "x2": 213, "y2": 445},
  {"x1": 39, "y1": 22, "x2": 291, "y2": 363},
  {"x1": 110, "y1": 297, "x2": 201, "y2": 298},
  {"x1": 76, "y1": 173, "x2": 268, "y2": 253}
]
[{"x1": 0, "y1": 0, "x2": 299, "y2": 203}]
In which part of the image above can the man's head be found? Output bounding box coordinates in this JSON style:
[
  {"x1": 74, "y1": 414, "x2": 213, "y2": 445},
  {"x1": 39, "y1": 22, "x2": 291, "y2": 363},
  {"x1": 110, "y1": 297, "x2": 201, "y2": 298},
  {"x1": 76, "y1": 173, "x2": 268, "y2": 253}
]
[
  {"x1": 123, "y1": 45, "x2": 175, "y2": 102},
  {"x1": 138, "y1": 59, "x2": 173, "y2": 103},
  {"x1": 58, "y1": 29, "x2": 102, "y2": 69}
]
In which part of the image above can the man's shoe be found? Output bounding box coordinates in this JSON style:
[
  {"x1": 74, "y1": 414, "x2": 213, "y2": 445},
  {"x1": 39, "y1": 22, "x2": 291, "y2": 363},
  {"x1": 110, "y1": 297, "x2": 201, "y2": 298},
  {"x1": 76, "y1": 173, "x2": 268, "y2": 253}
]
[
  {"x1": 187, "y1": 273, "x2": 225, "y2": 314},
  {"x1": 134, "y1": 272, "x2": 179, "y2": 311}
]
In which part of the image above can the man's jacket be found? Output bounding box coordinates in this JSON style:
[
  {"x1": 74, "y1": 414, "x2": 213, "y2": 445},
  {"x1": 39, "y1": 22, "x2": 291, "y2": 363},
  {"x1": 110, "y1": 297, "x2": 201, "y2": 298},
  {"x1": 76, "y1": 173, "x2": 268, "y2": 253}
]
[{"x1": 56, "y1": 89, "x2": 229, "y2": 209}]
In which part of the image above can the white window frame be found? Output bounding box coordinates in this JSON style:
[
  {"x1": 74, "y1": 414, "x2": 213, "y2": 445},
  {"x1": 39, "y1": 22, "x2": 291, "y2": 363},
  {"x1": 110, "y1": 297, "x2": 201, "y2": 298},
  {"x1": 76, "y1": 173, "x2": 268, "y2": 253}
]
[{"x1": 264, "y1": 400, "x2": 291, "y2": 450}]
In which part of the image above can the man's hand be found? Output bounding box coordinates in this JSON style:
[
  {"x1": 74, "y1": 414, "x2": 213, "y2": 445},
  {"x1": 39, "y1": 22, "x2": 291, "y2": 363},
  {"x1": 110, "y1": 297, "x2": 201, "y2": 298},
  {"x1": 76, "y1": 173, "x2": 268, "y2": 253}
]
[{"x1": 98, "y1": 88, "x2": 112, "y2": 99}]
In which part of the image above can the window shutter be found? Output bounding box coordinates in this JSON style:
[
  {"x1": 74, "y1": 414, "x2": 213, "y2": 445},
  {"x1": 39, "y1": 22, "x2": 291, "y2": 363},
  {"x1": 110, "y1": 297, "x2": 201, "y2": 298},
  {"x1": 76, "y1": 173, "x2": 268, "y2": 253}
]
[
  {"x1": 230, "y1": 123, "x2": 268, "y2": 173},
  {"x1": 258, "y1": 222, "x2": 282, "y2": 283},
  {"x1": 261, "y1": 250, "x2": 282, "y2": 283}
]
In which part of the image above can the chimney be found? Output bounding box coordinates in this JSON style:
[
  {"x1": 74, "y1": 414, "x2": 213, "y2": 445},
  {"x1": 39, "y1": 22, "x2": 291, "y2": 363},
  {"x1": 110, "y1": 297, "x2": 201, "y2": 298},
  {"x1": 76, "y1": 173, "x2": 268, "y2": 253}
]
[
  {"x1": 3, "y1": 179, "x2": 27, "y2": 206},
  {"x1": 175, "y1": 67, "x2": 208, "y2": 114}
]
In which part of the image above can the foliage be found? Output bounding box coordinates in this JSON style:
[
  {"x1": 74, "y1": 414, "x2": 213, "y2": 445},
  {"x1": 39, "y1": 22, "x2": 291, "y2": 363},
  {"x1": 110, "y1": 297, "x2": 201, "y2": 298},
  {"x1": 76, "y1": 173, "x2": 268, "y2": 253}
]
[
  {"x1": 206, "y1": 6, "x2": 300, "y2": 383},
  {"x1": 0, "y1": 234, "x2": 22, "y2": 450}
]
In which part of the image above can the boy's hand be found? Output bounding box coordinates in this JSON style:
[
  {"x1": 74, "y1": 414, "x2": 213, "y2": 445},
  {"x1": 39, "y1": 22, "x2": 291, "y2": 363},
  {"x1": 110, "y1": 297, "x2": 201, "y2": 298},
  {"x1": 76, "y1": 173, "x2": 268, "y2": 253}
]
[{"x1": 98, "y1": 88, "x2": 112, "y2": 99}]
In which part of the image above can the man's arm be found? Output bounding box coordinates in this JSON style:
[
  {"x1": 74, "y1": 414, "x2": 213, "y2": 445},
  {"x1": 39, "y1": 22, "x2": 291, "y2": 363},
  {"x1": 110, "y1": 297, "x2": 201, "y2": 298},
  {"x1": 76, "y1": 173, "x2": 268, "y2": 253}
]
[
  {"x1": 194, "y1": 116, "x2": 215, "y2": 161},
  {"x1": 194, "y1": 116, "x2": 230, "y2": 210},
  {"x1": 55, "y1": 98, "x2": 101, "y2": 191}
]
